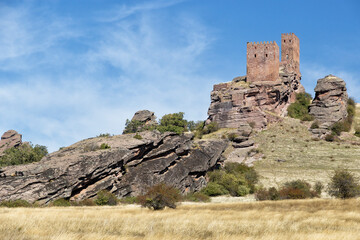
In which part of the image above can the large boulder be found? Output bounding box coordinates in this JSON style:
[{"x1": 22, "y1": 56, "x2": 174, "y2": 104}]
[
  {"x1": 0, "y1": 130, "x2": 22, "y2": 155},
  {"x1": 309, "y1": 75, "x2": 348, "y2": 136},
  {"x1": 0, "y1": 131, "x2": 227, "y2": 203},
  {"x1": 131, "y1": 110, "x2": 157, "y2": 125}
]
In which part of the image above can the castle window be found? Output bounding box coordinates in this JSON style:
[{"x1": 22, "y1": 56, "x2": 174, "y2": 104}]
[
  {"x1": 254, "y1": 54, "x2": 256, "y2": 58},
  {"x1": 265, "y1": 54, "x2": 268, "y2": 57},
  {"x1": 286, "y1": 54, "x2": 289, "y2": 59},
  {"x1": 289, "y1": 40, "x2": 292, "y2": 43},
  {"x1": 284, "y1": 40, "x2": 286, "y2": 43}
]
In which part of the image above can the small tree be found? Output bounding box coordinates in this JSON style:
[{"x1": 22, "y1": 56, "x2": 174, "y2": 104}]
[
  {"x1": 157, "y1": 112, "x2": 187, "y2": 135},
  {"x1": 123, "y1": 119, "x2": 144, "y2": 134},
  {"x1": 137, "y1": 183, "x2": 181, "y2": 210},
  {"x1": 328, "y1": 169, "x2": 360, "y2": 199},
  {"x1": 94, "y1": 190, "x2": 118, "y2": 206}
]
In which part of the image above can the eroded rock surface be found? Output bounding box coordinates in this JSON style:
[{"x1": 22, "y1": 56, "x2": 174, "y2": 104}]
[
  {"x1": 207, "y1": 73, "x2": 303, "y2": 130},
  {"x1": 131, "y1": 110, "x2": 157, "y2": 125},
  {"x1": 0, "y1": 131, "x2": 227, "y2": 203},
  {"x1": 309, "y1": 75, "x2": 348, "y2": 137},
  {"x1": 0, "y1": 130, "x2": 22, "y2": 155}
]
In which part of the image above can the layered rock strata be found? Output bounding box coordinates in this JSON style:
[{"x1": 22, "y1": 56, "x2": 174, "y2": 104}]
[
  {"x1": 0, "y1": 131, "x2": 227, "y2": 203},
  {"x1": 309, "y1": 75, "x2": 349, "y2": 137},
  {"x1": 207, "y1": 72, "x2": 303, "y2": 130},
  {"x1": 0, "y1": 130, "x2": 22, "y2": 155}
]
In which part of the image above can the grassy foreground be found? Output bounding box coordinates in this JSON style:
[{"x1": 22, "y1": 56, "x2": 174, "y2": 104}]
[{"x1": 1, "y1": 199, "x2": 360, "y2": 240}]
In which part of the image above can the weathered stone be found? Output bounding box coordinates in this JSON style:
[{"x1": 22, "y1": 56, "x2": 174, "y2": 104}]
[
  {"x1": 232, "y1": 140, "x2": 254, "y2": 148},
  {"x1": 309, "y1": 75, "x2": 348, "y2": 138},
  {"x1": 207, "y1": 73, "x2": 303, "y2": 130},
  {"x1": 0, "y1": 131, "x2": 227, "y2": 204},
  {"x1": 0, "y1": 130, "x2": 22, "y2": 155},
  {"x1": 131, "y1": 110, "x2": 157, "y2": 125}
]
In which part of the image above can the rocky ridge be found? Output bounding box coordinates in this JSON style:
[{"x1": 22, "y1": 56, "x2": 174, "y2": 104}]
[
  {"x1": 0, "y1": 131, "x2": 227, "y2": 204},
  {"x1": 207, "y1": 72, "x2": 304, "y2": 131}
]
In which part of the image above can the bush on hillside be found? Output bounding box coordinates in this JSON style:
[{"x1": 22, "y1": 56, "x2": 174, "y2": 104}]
[
  {"x1": 50, "y1": 198, "x2": 71, "y2": 207},
  {"x1": 330, "y1": 97, "x2": 356, "y2": 136},
  {"x1": 157, "y1": 112, "x2": 187, "y2": 135},
  {"x1": 94, "y1": 190, "x2": 118, "y2": 206},
  {"x1": 123, "y1": 119, "x2": 145, "y2": 134},
  {"x1": 100, "y1": 143, "x2": 111, "y2": 149},
  {"x1": 183, "y1": 192, "x2": 210, "y2": 202},
  {"x1": 355, "y1": 126, "x2": 360, "y2": 138},
  {"x1": 201, "y1": 163, "x2": 258, "y2": 197},
  {"x1": 255, "y1": 180, "x2": 319, "y2": 201},
  {"x1": 310, "y1": 121, "x2": 320, "y2": 129},
  {"x1": 0, "y1": 144, "x2": 48, "y2": 167},
  {"x1": 0, "y1": 199, "x2": 32, "y2": 208},
  {"x1": 328, "y1": 169, "x2": 360, "y2": 199},
  {"x1": 287, "y1": 93, "x2": 314, "y2": 121},
  {"x1": 137, "y1": 183, "x2": 181, "y2": 210}
]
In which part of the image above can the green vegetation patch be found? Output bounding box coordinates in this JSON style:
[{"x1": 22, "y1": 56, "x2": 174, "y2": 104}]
[
  {"x1": 287, "y1": 93, "x2": 314, "y2": 121},
  {"x1": 0, "y1": 144, "x2": 48, "y2": 167}
]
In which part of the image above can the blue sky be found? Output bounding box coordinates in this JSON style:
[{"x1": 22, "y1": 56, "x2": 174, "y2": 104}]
[{"x1": 0, "y1": 0, "x2": 359, "y2": 152}]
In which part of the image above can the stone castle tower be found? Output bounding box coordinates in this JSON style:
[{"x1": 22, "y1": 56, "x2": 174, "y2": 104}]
[{"x1": 246, "y1": 33, "x2": 300, "y2": 82}]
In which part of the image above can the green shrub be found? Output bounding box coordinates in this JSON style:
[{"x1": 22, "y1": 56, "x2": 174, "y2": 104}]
[
  {"x1": 50, "y1": 198, "x2": 71, "y2": 207},
  {"x1": 157, "y1": 112, "x2": 187, "y2": 135},
  {"x1": 133, "y1": 133, "x2": 143, "y2": 140},
  {"x1": 328, "y1": 169, "x2": 360, "y2": 199},
  {"x1": 97, "y1": 133, "x2": 111, "y2": 138},
  {"x1": 268, "y1": 187, "x2": 280, "y2": 200},
  {"x1": 201, "y1": 182, "x2": 229, "y2": 196},
  {"x1": 279, "y1": 180, "x2": 315, "y2": 199},
  {"x1": 0, "y1": 143, "x2": 48, "y2": 167},
  {"x1": 123, "y1": 119, "x2": 144, "y2": 134},
  {"x1": 331, "y1": 120, "x2": 351, "y2": 136},
  {"x1": 183, "y1": 192, "x2": 210, "y2": 202},
  {"x1": 94, "y1": 190, "x2": 118, "y2": 206},
  {"x1": 287, "y1": 92, "x2": 313, "y2": 121},
  {"x1": 236, "y1": 185, "x2": 250, "y2": 196},
  {"x1": 0, "y1": 199, "x2": 32, "y2": 208},
  {"x1": 203, "y1": 122, "x2": 219, "y2": 135},
  {"x1": 100, "y1": 143, "x2": 111, "y2": 149},
  {"x1": 310, "y1": 121, "x2": 320, "y2": 129},
  {"x1": 83, "y1": 143, "x2": 100, "y2": 152},
  {"x1": 137, "y1": 183, "x2": 181, "y2": 210},
  {"x1": 203, "y1": 163, "x2": 258, "y2": 197},
  {"x1": 348, "y1": 97, "x2": 356, "y2": 108}
]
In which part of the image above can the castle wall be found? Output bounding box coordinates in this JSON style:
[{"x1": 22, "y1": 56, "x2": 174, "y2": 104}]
[
  {"x1": 280, "y1": 33, "x2": 300, "y2": 76},
  {"x1": 246, "y1": 42, "x2": 279, "y2": 82}
]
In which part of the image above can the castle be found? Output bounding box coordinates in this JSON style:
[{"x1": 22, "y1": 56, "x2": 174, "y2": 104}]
[{"x1": 246, "y1": 33, "x2": 300, "y2": 82}]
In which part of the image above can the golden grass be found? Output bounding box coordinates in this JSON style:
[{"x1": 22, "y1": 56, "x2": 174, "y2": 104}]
[{"x1": 1, "y1": 199, "x2": 360, "y2": 240}]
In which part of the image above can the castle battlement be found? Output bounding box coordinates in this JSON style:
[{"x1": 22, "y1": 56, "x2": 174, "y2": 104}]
[{"x1": 246, "y1": 33, "x2": 300, "y2": 82}]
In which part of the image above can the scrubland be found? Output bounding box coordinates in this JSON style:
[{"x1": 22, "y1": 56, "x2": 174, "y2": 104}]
[
  {"x1": 1, "y1": 199, "x2": 360, "y2": 240},
  {"x1": 254, "y1": 107, "x2": 360, "y2": 188}
]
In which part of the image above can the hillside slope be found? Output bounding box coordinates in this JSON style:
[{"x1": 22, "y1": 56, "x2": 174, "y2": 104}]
[{"x1": 253, "y1": 104, "x2": 360, "y2": 188}]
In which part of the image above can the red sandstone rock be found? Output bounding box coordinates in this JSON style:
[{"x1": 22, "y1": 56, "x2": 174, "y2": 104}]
[{"x1": 0, "y1": 130, "x2": 22, "y2": 155}]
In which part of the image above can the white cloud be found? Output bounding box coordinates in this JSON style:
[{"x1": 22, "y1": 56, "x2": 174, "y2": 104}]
[{"x1": 0, "y1": 2, "x2": 218, "y2": 152}]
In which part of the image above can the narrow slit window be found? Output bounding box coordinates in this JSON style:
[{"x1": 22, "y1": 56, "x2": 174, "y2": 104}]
[
  {"x1": 286, "y1": 54, "x2": 289, "y2": 59},
  {"x1": 254, "y1": 54, "x2": 256, "y2": 58},
  {"x1": 265, "y1": 54, "x2": 268, "y2": 57},
  {"x1": 284, "y1": 40, "x2": 286, "y2": 43}
]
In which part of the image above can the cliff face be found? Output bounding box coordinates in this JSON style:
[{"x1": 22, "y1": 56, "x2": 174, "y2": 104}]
[
  {"x1": 0, "y1": 131, "x2": 227, "y2": 203},
  {"x1": 207, "y1": 72, "x2": 304, "y2": 129}
]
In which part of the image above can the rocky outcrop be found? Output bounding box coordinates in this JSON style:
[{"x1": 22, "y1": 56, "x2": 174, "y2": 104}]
[
  {"x1": 132, "y1": 110, "x2": 157, "y2": 125},
  {"x1": 309, "y1": 75, "x2": 348, "y2": 137},
  {"x1": 0, "y1": 131, "x2": 227, "y2": 204},
  {"x1": 207, "y1": 72, "x2": 303, "y2": 130},
  {"x1": 0, "y1": 130, "x2": 22, "y2": 155}
]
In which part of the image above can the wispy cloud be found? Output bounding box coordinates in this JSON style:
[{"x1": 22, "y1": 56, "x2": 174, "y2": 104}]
[
  {"x1": 0, "y1": 1, "x2": 217, "y2": 152},
  {"x1": 98, "y1": 0, "x2": 186, "y2": 22}
]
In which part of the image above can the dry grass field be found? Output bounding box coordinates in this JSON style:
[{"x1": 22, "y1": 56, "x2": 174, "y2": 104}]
[
  {"x1": 1, "y1": 199, "x2": 360, "y2": 240},
  {"x1": 253, "y1": 104, "x2": 360, "y2": 188}
]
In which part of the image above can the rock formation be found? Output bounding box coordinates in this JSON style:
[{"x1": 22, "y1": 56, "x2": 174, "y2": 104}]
[
  {"x1": 0, "y1": 131, "x2": 227, "y2": 203},
  {"x1": 309, "y1": 74, "x2": 348, "y2": 137},
  {"x1": 0, "y1": 130, "x2": 22, "y2": 155},
  {"x1": 131, "y1": 110, "x2": 157, "y2": 125},
  {"x1": 207, "y1": 72, "x2": 303, "y2": 130}
]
